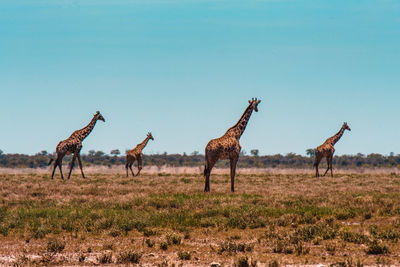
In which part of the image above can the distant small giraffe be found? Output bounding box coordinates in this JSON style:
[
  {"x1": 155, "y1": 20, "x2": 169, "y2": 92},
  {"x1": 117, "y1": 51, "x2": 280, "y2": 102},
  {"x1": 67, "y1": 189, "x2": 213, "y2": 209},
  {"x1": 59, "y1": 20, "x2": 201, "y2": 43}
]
[
  {"x1": 49, "y1": 111, "x2": 105, "y2": 179},
  {"x1": 204, "y1": 98, "x2": 261, "y2": 192},
  {"x1": 126, "y1": 132, "x2": 154, "y2": 177},
  {"x1": 314, "y1": 122, "x2": 351, "y2": 177}
]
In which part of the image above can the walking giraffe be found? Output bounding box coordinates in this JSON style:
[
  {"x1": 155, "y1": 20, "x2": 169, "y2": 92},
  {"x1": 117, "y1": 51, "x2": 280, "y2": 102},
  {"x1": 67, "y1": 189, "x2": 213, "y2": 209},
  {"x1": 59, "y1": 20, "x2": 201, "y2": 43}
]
[
  {"x1": 49, "y1": 111, "x2": 105, "y2": 179},
  {"x1": 204, "y1": 98, "x2": 261, "y2": 192},
  {"x1": 126, "y1": 132, "x2": 154, "y2": 177},
  {"x1": 314, "y1": 122, "x2": 351, "y2": 177}
]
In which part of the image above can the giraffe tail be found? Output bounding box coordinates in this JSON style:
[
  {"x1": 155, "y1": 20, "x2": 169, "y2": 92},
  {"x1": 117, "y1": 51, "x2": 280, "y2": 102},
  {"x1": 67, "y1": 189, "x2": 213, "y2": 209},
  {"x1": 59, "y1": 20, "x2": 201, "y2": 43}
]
[
  {"x1": 48, "y1": 158, "x2": 54, "y2": 166},
  {"x1": 203, "y1": 165, "x2": 207, "y2": 176}
]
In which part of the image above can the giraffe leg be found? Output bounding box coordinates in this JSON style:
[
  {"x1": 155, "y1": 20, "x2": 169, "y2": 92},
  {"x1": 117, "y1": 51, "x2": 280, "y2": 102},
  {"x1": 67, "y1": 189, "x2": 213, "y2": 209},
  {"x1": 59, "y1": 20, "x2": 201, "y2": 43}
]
[
  {"x1": 204, "y1": 164, "x2": 211, "y2": 192},
  {"x1": 58, "y1": 158, "x2": 64, "y2": 180},
  {"x1": 314, "y1": 154, "x2": 322, "y2": 177},
  {"x1": 204, "y1": 162, "x2": 212, "y2": 192},
  {"x1": 51, "y1": 156, "x2": 60, "y2": 179},
  {"x1": 68, "y1": 153, "x2": 77, "y2": 179},
  {"x1": 204, "y1": 154, "x2": 217, "y2": 192},
  {"x1": 136, "y1": 156, "x2": 143, "y2": 176},
  {"x1": 230, "y1": 156, "x2": 239, "y2": 193},
  {"x1": 76, "y1": 153, "x2": 85, "y2": 178},
  {"x1": 323, "y1": 157, "x2": 330, "y2": 177},
  {"x1": 125, "y1": 156, "x2": 130, "y2": 177},
  {"x1": 129, "y1": 162, "x2": 135, "y2": 177},
  {"x1": 330, "y1": 156, "x2": 334, "y2": 177}
]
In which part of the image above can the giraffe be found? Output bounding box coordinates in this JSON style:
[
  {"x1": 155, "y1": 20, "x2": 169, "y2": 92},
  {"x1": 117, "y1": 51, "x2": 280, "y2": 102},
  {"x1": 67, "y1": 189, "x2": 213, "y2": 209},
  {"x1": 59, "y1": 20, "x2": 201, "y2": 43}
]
[
  {"x1": 125, "y1": 132, "x2": 154, "y2": 177},
  {"x1": 49, "y1": 111, "x2": 105, "y2": 179},
  {"x1": 314, "y1": 122, "x2": 351, "y2": 177},
  {"x1": 204, "y1": 98, "x2": 261, "y2": 192}
]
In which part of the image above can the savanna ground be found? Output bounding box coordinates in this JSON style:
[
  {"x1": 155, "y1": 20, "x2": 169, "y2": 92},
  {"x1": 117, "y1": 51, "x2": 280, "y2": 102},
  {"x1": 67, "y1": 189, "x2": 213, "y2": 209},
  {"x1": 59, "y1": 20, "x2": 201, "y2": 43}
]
[{"x1": 0, "y1": 167, "x2": 400, "y2": 266}]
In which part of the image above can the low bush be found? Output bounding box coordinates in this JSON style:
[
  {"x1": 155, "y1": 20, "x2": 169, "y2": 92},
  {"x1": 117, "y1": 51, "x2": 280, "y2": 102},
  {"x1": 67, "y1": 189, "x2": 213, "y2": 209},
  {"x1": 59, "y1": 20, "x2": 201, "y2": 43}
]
[
  {"x1": 117, "y1": 251, "x2": 141, "y2": 263},
  {"x1": 46, "y1": 238, "x2": 65, "y2": 253},
  {"x1": 178, "y1": 251, "x2": 191, "y2": 260},
  {"x1": 366, "y1": 240, "x2": 389, "y2": 255}
]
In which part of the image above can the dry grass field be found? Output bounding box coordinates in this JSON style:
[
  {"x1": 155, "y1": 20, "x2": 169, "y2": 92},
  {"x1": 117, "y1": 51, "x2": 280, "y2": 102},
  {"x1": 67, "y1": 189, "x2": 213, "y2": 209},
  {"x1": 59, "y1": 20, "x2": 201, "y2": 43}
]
[{"x1": 0, "y1": 168, "x2": 400, "y2": 266}]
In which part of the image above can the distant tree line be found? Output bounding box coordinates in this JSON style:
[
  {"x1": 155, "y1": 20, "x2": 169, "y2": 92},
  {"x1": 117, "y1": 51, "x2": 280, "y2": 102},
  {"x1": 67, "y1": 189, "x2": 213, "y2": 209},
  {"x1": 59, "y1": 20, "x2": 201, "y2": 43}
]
[{"x1": 1, "y1": 149, "x2": 400, "y2": 169}]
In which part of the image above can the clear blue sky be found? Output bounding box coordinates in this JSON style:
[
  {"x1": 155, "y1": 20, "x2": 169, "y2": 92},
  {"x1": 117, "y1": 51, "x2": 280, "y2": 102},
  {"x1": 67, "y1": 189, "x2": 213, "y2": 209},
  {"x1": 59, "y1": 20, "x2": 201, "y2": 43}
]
[{"x1": 1, "y1": 0, "x2": 399, "y2": 156}]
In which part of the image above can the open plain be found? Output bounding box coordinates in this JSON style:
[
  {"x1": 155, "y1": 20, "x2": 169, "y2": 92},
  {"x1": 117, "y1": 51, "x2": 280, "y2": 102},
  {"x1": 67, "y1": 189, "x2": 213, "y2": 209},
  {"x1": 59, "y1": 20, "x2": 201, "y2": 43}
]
[{"x1": 0, "y1": 168, "x2": 399, "y2": 266}]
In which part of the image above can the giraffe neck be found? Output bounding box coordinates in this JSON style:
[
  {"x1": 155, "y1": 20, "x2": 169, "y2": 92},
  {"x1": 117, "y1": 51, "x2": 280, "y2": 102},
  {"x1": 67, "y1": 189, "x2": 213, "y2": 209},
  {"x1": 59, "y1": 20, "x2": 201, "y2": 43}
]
[
  {"x1": 226, "y1": 104, "x2": 254, "y2": 139},
  {"x1": 76, "y1": 116, "x2": 98, "y2": 142},
  {"x1": 138, "y1": 136, "x2": 151, "y2": 150},
  {"x1": 330, "y1": 127, "x2": 346, "y2": 145}
]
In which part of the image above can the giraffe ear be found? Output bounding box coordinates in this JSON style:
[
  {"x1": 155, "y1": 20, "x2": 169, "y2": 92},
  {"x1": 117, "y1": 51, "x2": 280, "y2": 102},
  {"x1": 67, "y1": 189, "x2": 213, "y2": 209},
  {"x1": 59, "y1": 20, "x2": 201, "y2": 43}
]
[
  {"x1": 249, "y1": 100, "x2": 252, "y2": 104},
  {"x1": 96, "y1": 111, "x2": 100, "y2": 114}
]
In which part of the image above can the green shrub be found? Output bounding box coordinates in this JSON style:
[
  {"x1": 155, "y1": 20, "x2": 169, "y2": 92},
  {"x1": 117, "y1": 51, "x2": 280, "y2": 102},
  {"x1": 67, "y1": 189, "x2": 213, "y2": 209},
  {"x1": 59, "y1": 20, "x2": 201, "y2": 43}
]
[
  {"x1": 96, "y1": 218, "x2": 114, "y2": 231},
  {"x1": 277, "y1": 214, "x2": 297, "y2": 227},
  {"x1": 160, "y1": 242, "x2": 168, "y2": 250},
  {"x1": 369, "y1": 225, "x2": 400, "y2": 241},
  {"x1": 293, "y1": 224, "x2": 321, "y2": 242},
  {"x1": 218, "y1": 241, "x2": 253, "y2": 254},
  {"x1": 146, "y1": 238, "x2": 155, "y2": 248},
  {"x1": 79, "y1": 254, "x2": 85, "y2": 262},
  {"x1": 333, "y1": 258, "x2": 364, "y2": 267},
  {"x1": 117, "y1": 251, "x2": 141, "y2": 263},
  {"x1": 184, "y1": 232, "x2": 191, "y2": 239},
  {"x1": 230, "y1": 235, "x2": 241, "y2": 240},
  {"x1": 102, "y1": 243, "x2": 114, "y2": 250},
  {"x1": 366, "y1": 240, "x2": 389, "y2": 255},
  {"x1": 143, "y1": 228, "x2": 157, "y2": 237},
  {"x1": 166, "y1": 233, "x2": 181, "y2": 245},
  {"x1": 335, "y1": 209, "x2": 356, "y2": 220},
  {"x1": 273, "y1": 240, "x2": 284, "y2": 254},
  {"x1": 99, "y1": 253, "x2": 113, "y2": 264},
  {"x1": 236, "y1": 256, "x2": 249, "y2": 267},
  {"x1": 268, "y1": 259, "x2": 279, "y2": 267},
  {"x1": 46, "y1": 238, "x2": 65, "y2": 253},
  {"x1": 274, "y1": 240, "x2": 293, "y2": 254},
  {"x1": 32, "y1": 226, "x2": 51, "y2": 239},
  {"x1": 340, "y1": 228, "x2": 369, "y2": 244},
  {"x1": 0, "y1": 225, "x2": 9, "y2": 237},
  {"x1": 228, "y1": 217, "x2": 247, "y2": 229},
  {"x1": 295, "y1": 241, "x2": 309, "y2": 255},
  {"x1": 325, "y1": 243, "x2": 336, "y2": 256},
  {"x1": 178, "y1": 251, "x2": 191, "y2": 260},
  {"x1": 109, "y1": 228, "x2": 121, "y2": 237}
]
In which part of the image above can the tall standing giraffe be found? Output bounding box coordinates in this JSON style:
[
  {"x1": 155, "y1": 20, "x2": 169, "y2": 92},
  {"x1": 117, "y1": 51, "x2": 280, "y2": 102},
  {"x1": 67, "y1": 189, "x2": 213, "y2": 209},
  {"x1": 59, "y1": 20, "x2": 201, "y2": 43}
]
[
  {"x1": 126, "y1": 132, "x2": 154, "y2": 177},
  {"x1": 314, "y1": 122, "x2": 351, "y2": 177},
  {"x1": 49, "y1": 111, "x2": 105, "y2": 179},
  {"x1": 204, "y1": 98, "x2": 261, "y2": 192}
]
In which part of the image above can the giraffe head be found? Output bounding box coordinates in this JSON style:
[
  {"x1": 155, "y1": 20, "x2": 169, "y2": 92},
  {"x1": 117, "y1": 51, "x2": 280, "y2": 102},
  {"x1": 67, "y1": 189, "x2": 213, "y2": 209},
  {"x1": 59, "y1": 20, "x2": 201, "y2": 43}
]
[
  {"x1": 343, "y1": 122, "x2": 351, "y2": 131},
  {"x1": 147, "y1": 132, "x2": 154, "y2": 141},
  {"x1": 95, "y1": 111, "x2": 105, "y2": 122},
  {"x1": 248, "y1": 98, "x2": 261, "y2": 112}
]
